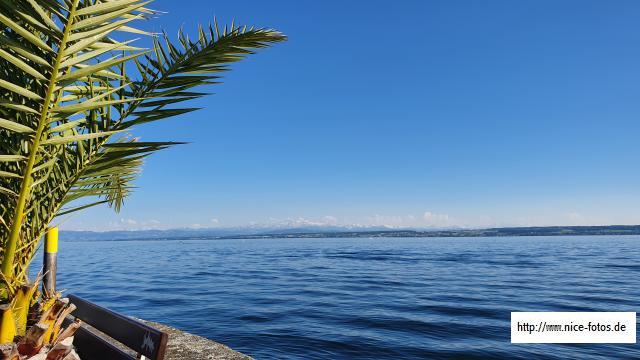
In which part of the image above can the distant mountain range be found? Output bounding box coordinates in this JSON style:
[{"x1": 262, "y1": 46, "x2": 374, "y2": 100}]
[{"x1": 60, "y1": 225, "x2": 640, "y2": 241}]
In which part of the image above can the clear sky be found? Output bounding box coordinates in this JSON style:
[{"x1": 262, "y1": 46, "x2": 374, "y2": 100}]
[{"x1": 62, "y1": 0, "x2": 640, "y2": 231}]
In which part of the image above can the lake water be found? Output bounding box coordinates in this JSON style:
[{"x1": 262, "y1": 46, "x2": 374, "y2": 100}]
[{"x1": 37, "y1": 236, "x2": 639, "y2": 359}]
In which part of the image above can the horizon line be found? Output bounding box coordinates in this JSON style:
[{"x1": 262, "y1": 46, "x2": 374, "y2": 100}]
[{"x1": 58, "y1": 223, "x2": 640, "y2": 234}]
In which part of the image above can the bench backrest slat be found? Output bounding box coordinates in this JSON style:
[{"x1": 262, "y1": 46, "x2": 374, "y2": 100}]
[
  {"x1": 73, "y1": 326, "x2": 135, "y2": 360},
  {"x1": 68, "y1": 295, "x2": 168, "y2": 360}
]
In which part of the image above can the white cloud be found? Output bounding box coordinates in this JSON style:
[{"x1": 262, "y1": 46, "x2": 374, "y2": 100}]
[
  {"x1": 272, "y1": 217, "x2": 328, "y2": 227},
  {"x1": 247, "y1": 215, "x2": 349, "y2": 229},
  {"x1": 121, "y1": 218, "x2": 137, "y2": 225},
  {"x1": 66, "y1": 218, "x2": 168, "y2": 231},
  {"x1": 59, "y1": 204, "x2": 640, "y2": 232},
  {"x1": 366, "y1": 214, "x2": 409, "y2": 227},
  {"x1": 322, "y1": 215, "x2": 338, "y2": 224},
  {"x1": 360, "y1": 212, "x2": 455, "y2": 228},
  {"x1": 256, "y1": 212, "x2": 460, "y2": 229},
  {"x1": 422, "y1": 211, "x2": 452, "y2": 227}
]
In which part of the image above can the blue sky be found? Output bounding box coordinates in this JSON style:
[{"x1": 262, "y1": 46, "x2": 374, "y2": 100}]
[{"x1": 62, "y1": 0, "x2": 640, "y2": 231}]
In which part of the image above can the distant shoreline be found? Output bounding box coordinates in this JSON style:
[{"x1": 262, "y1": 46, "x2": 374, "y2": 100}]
[{"x1": 61, "y1": 225, "x2": 640, "y2": 241}]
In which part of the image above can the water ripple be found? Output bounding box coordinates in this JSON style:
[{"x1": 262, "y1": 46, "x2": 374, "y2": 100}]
[{"x1": 31, "y1": 235, "x2": 640, "y2": 359}]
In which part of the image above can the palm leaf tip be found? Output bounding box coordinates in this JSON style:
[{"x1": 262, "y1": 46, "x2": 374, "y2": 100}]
[{"x1": 120, "y1": 23, "x2": 286, "y2": 129}]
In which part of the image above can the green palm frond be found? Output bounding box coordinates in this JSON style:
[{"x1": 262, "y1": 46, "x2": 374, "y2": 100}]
[{"x1": 0, "y1": 0, "x2": 285, "y2": 289}]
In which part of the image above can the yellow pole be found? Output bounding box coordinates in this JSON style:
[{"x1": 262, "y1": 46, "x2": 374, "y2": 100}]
[{"x1": 43, "y1": 227, "x2": 58, "y2": 297}]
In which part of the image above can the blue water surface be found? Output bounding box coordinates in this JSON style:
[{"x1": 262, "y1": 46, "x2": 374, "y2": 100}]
[{"x1": 37, "y1": 236, "x2": 639, "y2": 359}]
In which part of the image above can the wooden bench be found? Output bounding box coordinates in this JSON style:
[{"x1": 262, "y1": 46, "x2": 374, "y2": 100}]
[{"x1": 65, "y1": 295, "x2": 168, "y2": 360}]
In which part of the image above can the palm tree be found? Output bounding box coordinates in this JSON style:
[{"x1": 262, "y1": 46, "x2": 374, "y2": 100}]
[{"x1": 0, "y1": 0, "x2": 285, "y2": 353}]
